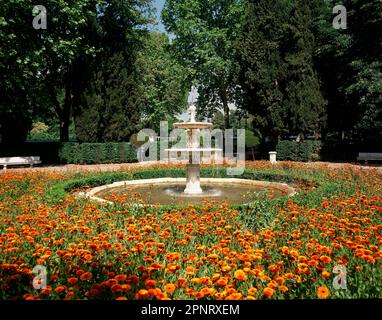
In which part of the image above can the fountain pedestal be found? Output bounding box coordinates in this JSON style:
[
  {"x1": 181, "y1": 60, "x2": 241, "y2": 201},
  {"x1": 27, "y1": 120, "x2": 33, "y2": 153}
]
[{"x1": 184, "y1": 164, "x2": 203, "y2": 194}]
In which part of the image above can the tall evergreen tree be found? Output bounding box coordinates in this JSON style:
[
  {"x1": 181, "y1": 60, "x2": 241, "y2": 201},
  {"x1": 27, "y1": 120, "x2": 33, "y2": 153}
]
[
  {"x1": 236, "y1": 0, "x2": 327, "y2": 143},
  {"x1": 235, "y1": 0, "x2": 288, "y2": 143},
  {"x1": 73, "y1": 0, "x2": 153, "y2": 142},
  {"x1": 281, "y1": 0, "x2": 327, "y2": 140},
  {"x1": 74, "y1": 51, "x2": 142, "y2": 142}
]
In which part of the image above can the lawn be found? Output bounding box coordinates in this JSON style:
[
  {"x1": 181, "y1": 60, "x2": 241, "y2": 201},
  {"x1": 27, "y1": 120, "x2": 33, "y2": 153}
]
[{"x1": 0, "y1": 162, "x2": 381, "y2": 300}]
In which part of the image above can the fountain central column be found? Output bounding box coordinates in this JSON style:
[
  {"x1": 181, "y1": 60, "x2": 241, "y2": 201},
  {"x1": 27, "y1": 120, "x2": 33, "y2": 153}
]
[
  {"x1": 169, "y1": 104, "x2": 218, "y2": 195},
  {"x1": 184, "y1": 126, "x2": 203, "y2": 195}
]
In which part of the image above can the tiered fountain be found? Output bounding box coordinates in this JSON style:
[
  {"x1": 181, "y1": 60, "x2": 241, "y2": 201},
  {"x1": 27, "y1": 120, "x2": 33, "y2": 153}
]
[
  {"x1": 167, "y1": 104, "x2": 222, "y2": 195},
  {"x1": 84, "y1": 105, "x2": 296, "y2": 206}
]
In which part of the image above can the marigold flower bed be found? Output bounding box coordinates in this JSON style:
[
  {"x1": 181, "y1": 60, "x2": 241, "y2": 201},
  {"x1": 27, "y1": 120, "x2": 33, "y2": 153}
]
[{"x1": 0, "y1": 162, "x2": 381, "y2": 300}]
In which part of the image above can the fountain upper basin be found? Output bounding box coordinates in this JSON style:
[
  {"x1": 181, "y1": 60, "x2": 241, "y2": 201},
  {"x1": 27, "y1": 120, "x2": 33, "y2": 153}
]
[{"x1": 173, "y1": 122, "x2": 213, "y2": 129}]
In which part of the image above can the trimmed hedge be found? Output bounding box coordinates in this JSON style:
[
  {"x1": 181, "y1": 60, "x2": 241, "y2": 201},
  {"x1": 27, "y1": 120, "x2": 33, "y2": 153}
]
[
  {"x1": 276, "y1": 140, "x2": 321, "y2": 162},
  {"x1": 59, "y1": 142, "x2": 138, "y2": 164}
]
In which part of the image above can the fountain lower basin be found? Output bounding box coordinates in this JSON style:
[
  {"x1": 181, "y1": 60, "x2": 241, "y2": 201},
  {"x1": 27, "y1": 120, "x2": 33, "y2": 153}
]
[{"x1": 83, "y1": 178, "x2": 296, "y2": 206}]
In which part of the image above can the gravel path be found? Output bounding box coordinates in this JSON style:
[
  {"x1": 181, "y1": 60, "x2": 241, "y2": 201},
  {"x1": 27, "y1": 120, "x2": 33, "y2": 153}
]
[
  {"x1": 0, "y1": 161, "x2": 160, "y2": 174},
  {"x1": 1, "y1": 161, "x2": 381, "y2": 174}
]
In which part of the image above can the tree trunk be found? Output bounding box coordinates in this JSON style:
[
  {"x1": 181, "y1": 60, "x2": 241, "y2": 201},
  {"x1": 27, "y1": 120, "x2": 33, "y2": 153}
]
[
  {"x1": 221, "y1": 88, "x2": 230, "y2": 130},
  {"x1": 60, "y1": 112, "x2": 70, "y2": 142},
  {"x1": 60, "y1": 83, "x2": 72, "y2": 142}
]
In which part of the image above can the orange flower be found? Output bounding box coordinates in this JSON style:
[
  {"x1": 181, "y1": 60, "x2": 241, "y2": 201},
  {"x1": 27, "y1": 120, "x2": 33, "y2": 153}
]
[
  {"x1": 248, "y1": 288, "x2": 257, "y2": 296},
  {"x1": 54, "y1": 286, "x2": 66, "y2": 294},
  {"x1": 226, "y1": 293, "x2": 243, "y2": 300},
  {"x1": 317, "y1": 286, "x2": 330, "y2": 299},
  {"x1": 137, "y1": 289, "x2": 149, "y2": 299},
  {"x1": 84, "y1": 254, "x2": 93, "y2": 261},
  {"x1": 164, "y1": 284, "x2": 177, "y2": 295},
  {"x1": 111, "y1": 284, "x2": 123, "y2": 293},
  {"x1": 116, "y1": 296, "x2": 128, "y2": 300},
  {"x1": 200, "y1": 287, "x2": 215, "y2": 297},
  {"x1": 263, "y1": 287, "x2": 274, "y2": 298},
  {"x1": 194, "y1": 292, "x2": 205, "y2": 299},
  {"x1": 215, "y1": 278, "x2": 228, "y2": 287},
  {"x1": 275, "y1": 276, "x2": 285, "y2": 284},
  {"x1": 89, "y1": 288, "x2": 102, "y2": 296},
  {"x1": 156, "y1": 291, "x2": 169, "y2": 300},
  {"x1": 68, "y1": 277, "x2": 78, "y2": 285},
  {"x1": 279, "y1": 285, "x2": 288, "y2": 293},
  {"x1": 234, "y1": 269, "x2": 248, "y2": 281},
  {"x1": 151, "y1": 262, "x2": 165, "y2": 269},
  {"x1": 121, "y1": 284, "x2": 131, "y2": 291},
  {"x1": 221, "y1": 266, "x2": 232, "y2": 272},
  {"x1": 321, "y1": 271, "x2": 331, "y2": 278},
  {"x1": 148, "y1": 289, "x2": 157, "y2": 296},
  {"x1": 177, "y1": 278, "x2": 188, "y2": 287},
  {"x1": 166, "y1": 252, "x2": 181, "y2": 261},
  {"x1": 308, "y1": 259, "x2": 319, "y2": 266},
  {"x1": 319, "y1": 256, "x2": 332, "y2": 264},
  {"x1": 145, "y1": 279, "x2": 157, "y2": 287},
  {"x1": 80, "y1": 272, "x2": 93, "y2": 281},
  {"x1": 115, "y1": 274, "x2": 127, "y2": 282},
  {"x1": 129, "y1": 275, "x2": 139, "y2": 284},
  {"x1": 40, "y1": 287, "x2": 52, "y2": 295}
]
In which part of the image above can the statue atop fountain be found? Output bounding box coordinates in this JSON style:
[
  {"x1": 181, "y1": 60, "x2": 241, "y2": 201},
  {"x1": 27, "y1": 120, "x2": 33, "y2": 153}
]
[
  {"x1": 167, "y1": 104, "x2": 222, "y2": 195},
  {"x1": 189, "y1": 104, "x2": 197, "y2": 123}
]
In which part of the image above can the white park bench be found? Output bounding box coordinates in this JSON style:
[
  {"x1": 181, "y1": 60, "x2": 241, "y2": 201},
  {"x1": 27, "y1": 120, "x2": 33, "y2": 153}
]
[
  {"x1": 357, "y1": 153, "x2": 382, "y2": 164},
  {"x1": 0, "y1": 156, "x2": 42, "y2": 170}
]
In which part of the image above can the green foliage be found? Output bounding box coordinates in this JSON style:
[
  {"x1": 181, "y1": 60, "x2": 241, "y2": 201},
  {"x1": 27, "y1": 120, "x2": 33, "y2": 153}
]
[
  {"x1": 314, "y1": 0, "x2": 382, "y2": 144},
  {"x1": 276, "y1": 140, "x2": 322, "y2": 162},
  {"x1": 235, "y1": 0, "x2": 289, "y2": 142},
  {"x1": 58, "y1": 142, "x2": 138, "y2": 164},
  {"x1": 138, "y1": 32, "x2": 189, "y2": 132},
  {"x1": 74, "y1": 50, "x2": 142, "y2": 142},
  {"x1": 245, "y1": 130, "x2": 261, "y2": 148},
  {"x1": 162, "y1": 0, "x2": 245, "y2": 128},
  {"x1": 0, "y1": 0, "x2": 153, "y2": 143},
  {"x1": 236, "y1": 0, "x2": 326, "y2": 143}
]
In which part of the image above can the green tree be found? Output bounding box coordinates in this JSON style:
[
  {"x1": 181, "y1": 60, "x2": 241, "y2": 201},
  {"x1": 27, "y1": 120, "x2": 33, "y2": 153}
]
[
  {"x1": 281, "y1": 0, "x2": 327, "y2": 140},
  {"x1": 236, "y1": 0, "x2": 326, "y2": 143},
  {"x1": 162, "y1": 0, "x2": 244, "y2": 129},
  {"x1": 245, "y1": 129, "x2": 261, "y2": 160},
  {"x1": 0, "y1": 0, "x2": 46, "y2": 142},
  {"x1": 314, "y1": 0, "x2": 382, "y2": 144},
  {"x1": 74, "y1": 50, "x2": 143, "y2": 142},
  {"x1": 138, "y1": 32, "x2": 189, "y2": 132},
  {"x1": 73, "y1": 0, "x2": 153, "y2": 142},
  {"x1": 235, "y1": 0, "x2": 289, "y2": 143},
  {"x1": 0, "y1": 0, "x2": 152, "y2": 143}
]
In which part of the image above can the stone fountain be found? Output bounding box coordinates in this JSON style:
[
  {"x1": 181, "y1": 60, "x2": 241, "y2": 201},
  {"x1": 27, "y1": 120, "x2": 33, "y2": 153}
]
[
  {"x1": 167, "y1": 104, "x2": 222, "y2": 195},
  {"x1": 83, "y1": 104, "x2": 296, "y2": 206}
]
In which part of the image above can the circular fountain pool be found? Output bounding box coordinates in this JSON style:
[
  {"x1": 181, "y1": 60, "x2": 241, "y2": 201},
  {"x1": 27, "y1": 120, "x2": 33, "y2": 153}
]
[{"x1": 84, "y1": 178, "x2": 296, "y2": 206}]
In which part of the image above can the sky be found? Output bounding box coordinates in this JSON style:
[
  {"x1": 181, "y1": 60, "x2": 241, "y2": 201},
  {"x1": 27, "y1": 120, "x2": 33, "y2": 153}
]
[{"x1": 152, "y1": 0, "x2": 166, "y2": 33}]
